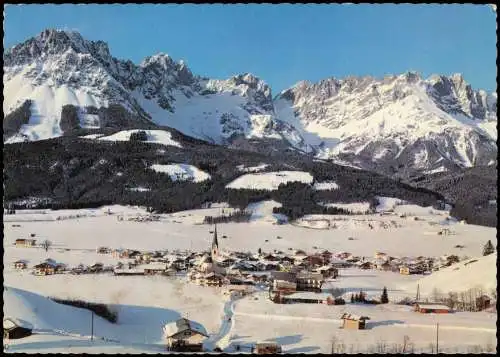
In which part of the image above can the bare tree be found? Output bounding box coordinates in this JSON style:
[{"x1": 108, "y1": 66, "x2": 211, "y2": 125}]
[{"x1": 41, "y1": 240, "x2": 52, "y2": 252}]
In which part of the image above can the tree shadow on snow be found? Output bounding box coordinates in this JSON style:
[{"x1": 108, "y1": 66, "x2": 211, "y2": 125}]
[
  {"x1": 368, "y1": 320, "x2": 405, "y2": 329},
  {"x1": 286, "y1": 346, "x2": 320, "y2": 353},
  {"x1": 266, "y1": 334, "x2": 303, "y2": 345}
]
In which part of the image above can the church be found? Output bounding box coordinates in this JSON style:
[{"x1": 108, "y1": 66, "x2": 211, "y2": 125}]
[{"x1": 195, "y1": 225, "x2": 225, "y2": 276}]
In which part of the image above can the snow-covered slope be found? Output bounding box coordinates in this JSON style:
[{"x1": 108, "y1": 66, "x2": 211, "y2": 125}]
[
  {"x1": 226, "y1": 171, "x2": 314, "y2": 190},
  {"x1": 412, "y1": 253, "x2": 497, "y2": 297},
  {"x1": 97, "y1": 129, "x2": 182, "y2": 147},
  {"x1": 4, "y1": 29, "x2": 496, "y2": 177},
  {"x1": 149, "y1": 164, "x2": 211, "y2": 182}
]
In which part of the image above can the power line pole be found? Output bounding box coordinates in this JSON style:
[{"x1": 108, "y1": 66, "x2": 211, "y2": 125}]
[
  {"x1": 91, "y1": 311, "x2": 94, "y2": 342},
  {"x1": 436, "y1": 323, "x2": 439, "y2": 354}
]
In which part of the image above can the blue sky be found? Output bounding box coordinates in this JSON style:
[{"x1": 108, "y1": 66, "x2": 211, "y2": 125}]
[{"x1": 4, "y1": 4, "x2": 497, "y2": 93}]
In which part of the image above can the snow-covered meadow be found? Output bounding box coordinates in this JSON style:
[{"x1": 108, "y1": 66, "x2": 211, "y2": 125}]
[{"x1": 3, "y1": 199, "x2": 497, "y2": 353}]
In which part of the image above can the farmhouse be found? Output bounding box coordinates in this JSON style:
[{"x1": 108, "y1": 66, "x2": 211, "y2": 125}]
[
  {"x1": 476, "y1": 295, "x2": 492, "y2": 311},
  {"x1": 281, "y1": 292, "x2": 334, "y2": 305},
  {"x1": 163, "y1": 318, "x2": 208, "y2": 352},
  {"x1": 13, "y1": 260, "x2": 28, "y2": 270},
  {"x1": 15, "y1": 239, "x2": 36, "y2": 248},
  {"x1": 340, "y1": 313, "x2": 370, "y2": 330},
  {"x1": 96, "y1": 246, "x2": 111, "y2": 254},
  {"x1": 254, "y1": 342, "x2": 282, "y2": 354},
  {"x1": 3, "y1": 317, "x2": 33, "y2": 339},
  {"x1": 314, "y1": 265, "x2": 339, "y2": 278},
  {"x1": 414, "y1": 302, "x2": 452, "y2": 314},
  {"x1": 296, "y1": 272, "x2": 323, "y2": 292},
  {"x1": 33, "y1": 262, "x2": 56, "y2": 276},
  {"x1": 143, "y1": 263, "x2": 167, "y2": 275}
]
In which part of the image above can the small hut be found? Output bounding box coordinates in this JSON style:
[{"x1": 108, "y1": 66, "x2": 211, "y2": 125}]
[
  {"x1": 254, "y1": 342, "x2": 282, "y2": 354},
  {"x1": 3, "y1": 318, "x2": 33, "y2": 339},
  {"x1": 414, "y1": 302, "x2": 451, "y2": 314},
  {"x1": 13, "y1": 260, "x2": 28, "y2": 270},
  {"x1": 340, "y1": 313, "x2": 370, "y2": 330},
  {"x1": 163, "y1": 318, "x2": 208, "y2": 352}
]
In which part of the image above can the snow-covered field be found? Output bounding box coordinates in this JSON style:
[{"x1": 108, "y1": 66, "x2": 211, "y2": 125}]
[
  {"x1": 3, "y1": 202, "x2": 497, "y2": 353},
  {"x1": 230, "y1": 291, "x2": 496, "y2": 353},
  {"x1": 3, "y1": 203, "x2": 494, "y2": 257},
  {"x1": 226, "y1": 171, "x2": 314, "y2": 190},
  {"x1": 96, "y1": 129, "x2": 182, "y2": 148},
  {"x1": 149, "y1": 164, "x2": 211, "y2": 182}
]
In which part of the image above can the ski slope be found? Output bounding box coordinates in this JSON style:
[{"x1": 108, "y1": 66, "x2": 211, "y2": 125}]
[
  {"x1": 226, "y1": 171, "x2": 314, "y2": 190},
  {"x1": 149, "y1": 164, "x2": 211, "y2": 182}
]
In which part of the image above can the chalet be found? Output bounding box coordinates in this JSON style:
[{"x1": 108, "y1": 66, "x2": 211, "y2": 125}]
[
  {"x1": 170, "y1": 258, "x2": 187, "y2": 271},
  {"x1": 414, "y1": 302, "x2": 451, "y2": 314},
  {"x1": 254, "y1": 342, "x2": 282, "y2": 354},
  {"x1": 340, "y1": 313, "x2": 370, "y2": 330},
  {"x1": 476, "y1": 295, "x2": 492, "y2": 311},
  {"x1": 140, "y1": 252, "x2": 152, "y2": 263},
  {"x1": 197, "y1": 272, "x2": 224, "y2": 286},
  {"x1": 280, "y1": 256, "x2": 295, "y2": 264},
  {"x1": 303, "y1": 255, "x2": 324, "y2": 267},
  {"x1": 96, "y1": 246, "x2": 111, "y2": 254},
  {"x1": 217, "y1": 257, "x2": 236, "y2": 267},
  {"x1": 89, "y1": 263, "x2": 104, "y2": 273},
  {"x1": 293, "y1": 249, "x2": 308, "y2": 259},
  {"x1": 281, "y1": 292, "x2": 334, "y2": 305},
  {"x1": 128, "y1": 250, "x2": 142, "y2": 260},
  {"x1": 163, "y1": 318, "x2": 208, "y2": 352},
  {"x1": 15, "y1": 239, "x2": 36, "y2": 248},
  {"x1": 143, "y1": 263, "x2": 167, "y2": 275},
  {"x1": 273, "y1": 280, "x2": 297, "y2": 293},
  {"x1": 263, "y1": 254, "x2": 280, "y2": 262},
  {"x1": 296, "y1": 272, "x2": 323, "y2": 292},
  {"x1": 330, "y1": 259, "x2": 352, "y2": 269},
  {"x1": 33, "y1": 262, "x2": 55, "y2": 276},
  {"x1": 314, "y1": 265, "x2": 338, "y2": 279},
  {"x1": 374, "y1": 251, "x2": 388, "y2": 260},
  {"x1": 3, "y1": 317, "x2": 33, "y2": 339},
  {"x1": 113, "y1": 267, "x2": 145, "y2": 276},
  {"x1": 358, "y1": 261, "x2": 374, "y2": 270},
  {"x1": 54, "y1": 263, "x2": 67, "y2": 273},
  {"x1": 399, "y1": 266, "x2": 411, "y2": 275},
  {"x1": 377, "y1": 261, "x2": 392, "y2": 271},
  {"x1": 13, "y1": 260, "x2": 28, "y2": 270},
  {"x1": 320, "y1": 250, "x2": 333, "y2": 261}
]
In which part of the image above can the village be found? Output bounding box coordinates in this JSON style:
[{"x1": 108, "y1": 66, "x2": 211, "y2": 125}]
[{"x1": 7, "y1": 222, "x2": 495, "y2": 353}]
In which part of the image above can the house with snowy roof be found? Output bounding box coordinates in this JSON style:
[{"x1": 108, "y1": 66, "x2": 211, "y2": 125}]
[{"x1": 163, "y1": 318, "x2": 208, "y2": 352}]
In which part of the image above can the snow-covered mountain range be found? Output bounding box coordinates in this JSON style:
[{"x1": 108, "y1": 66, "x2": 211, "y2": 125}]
[{"x1": 3, "y1": 29, "x2": 497, "y2": 176}]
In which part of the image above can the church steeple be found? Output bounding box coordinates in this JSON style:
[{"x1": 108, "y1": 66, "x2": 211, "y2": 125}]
[{"x1": 211, "y1": 224, "x2": 219, "y2": 260}]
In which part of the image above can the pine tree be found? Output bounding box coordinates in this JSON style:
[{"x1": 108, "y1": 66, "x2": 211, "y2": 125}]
[
  {"x1": 483, "y1": 240, "x2": 495, "y2": 256},
  {"x1": 381, "y1": 286, "x2": 389, "y2": 304},
  {"x1": 350, "y1": 294, "x2": 354, "y2": 303}
]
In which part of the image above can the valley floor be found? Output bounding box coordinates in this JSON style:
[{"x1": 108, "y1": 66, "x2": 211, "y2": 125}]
[{"x1": 3, "y1": 203, "x2": 497, "y2": 353}]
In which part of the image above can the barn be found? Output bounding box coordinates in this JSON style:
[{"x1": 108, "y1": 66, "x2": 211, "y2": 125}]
[
  {"x1": 163, "y1": 318, "x2": 208, "y2": 352},
  {"x1": 281, "y1": 292, "x2": 334, "y2": 305},
  {"x1": 340, "y1": 313, "x2": 370, "y2": 330},
  {"x1": 414, "y1": 302, "x2": 452, "y2": 314},
  {"x1": 3, "y1": 317, "x2": 33, "y2": 339}
]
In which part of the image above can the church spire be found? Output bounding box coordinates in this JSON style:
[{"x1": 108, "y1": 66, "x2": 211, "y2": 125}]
[{"x1": 211, "y1": 224, "x2": 219, "y2": 260}]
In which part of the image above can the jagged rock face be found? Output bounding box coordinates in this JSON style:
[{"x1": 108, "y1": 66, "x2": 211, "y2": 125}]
[
  {"x1": 275, "y1": 72, "x2": 497, "y2": 176},
  {"x1": 3, "y1": 29, "x2": 497, "y2": 178},
  {"x1": 3, "y1": 29, "x2": 285, "y2": 144}
]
